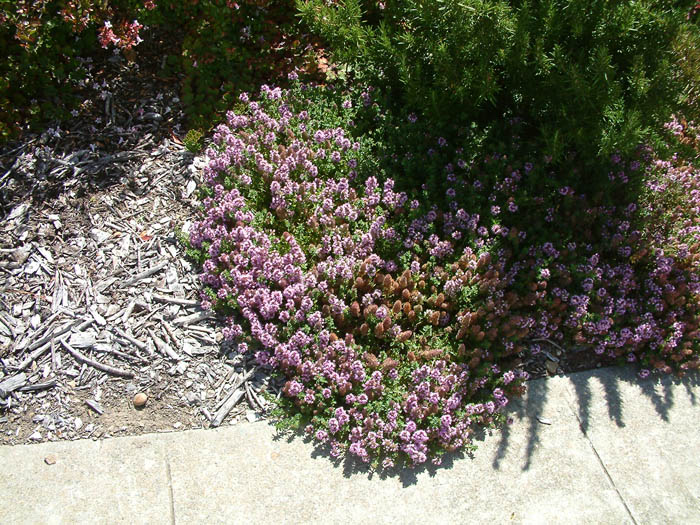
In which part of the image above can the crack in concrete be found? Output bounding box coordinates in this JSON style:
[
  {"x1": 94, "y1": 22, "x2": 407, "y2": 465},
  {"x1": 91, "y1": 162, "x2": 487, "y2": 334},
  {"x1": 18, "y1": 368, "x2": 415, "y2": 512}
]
[
  {"x1": 165, "y1": 455, "x2": 176, "y2": 525},
  {"x1": 563, "y1": 394, "x2": 639, "y2": 525}
]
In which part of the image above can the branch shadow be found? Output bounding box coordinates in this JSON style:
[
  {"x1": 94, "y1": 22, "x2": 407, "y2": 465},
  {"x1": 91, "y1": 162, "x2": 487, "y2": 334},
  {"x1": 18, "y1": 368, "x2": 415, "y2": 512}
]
[
  {"x1": 268, "y1": 365, "x2": 698, "y2": 485},
  {"x1": 492, "y1": 377, "x2": 549, "y2": 472},
  {"x1": 490, "y1": 365, "x2": 699, "y2": 473}
]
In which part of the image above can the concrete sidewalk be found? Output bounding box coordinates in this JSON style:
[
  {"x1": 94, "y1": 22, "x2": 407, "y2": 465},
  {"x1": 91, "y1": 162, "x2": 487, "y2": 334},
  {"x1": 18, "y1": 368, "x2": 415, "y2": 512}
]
[{"x1": 1, "y1": 367, "x2": 698, "y2": 525}]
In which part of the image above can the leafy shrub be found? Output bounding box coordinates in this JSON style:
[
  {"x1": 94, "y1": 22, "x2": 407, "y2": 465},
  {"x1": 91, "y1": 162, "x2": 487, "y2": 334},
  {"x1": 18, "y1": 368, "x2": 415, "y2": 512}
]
[
  {"x1": 186, "y1": 85, "x2": 699, "y2": 468},
  {"x1": 298, "y1": 0, "x2": 698, "y2": 171},
  {"x1": 673, "y1": 17, "x2": 700, "y2": 118},
  {"x1": 0, "y1": 0, "x2": 103, "y2": 140},
  {"x1": 0, "y1": 0, "x2": 316, "y2": 141},
  {"x1": 136, "y1": 0, "x2": 316, "y2": 129},
  {"x1": 0, "y1": 0, "x2": 171, "y2": 140}
]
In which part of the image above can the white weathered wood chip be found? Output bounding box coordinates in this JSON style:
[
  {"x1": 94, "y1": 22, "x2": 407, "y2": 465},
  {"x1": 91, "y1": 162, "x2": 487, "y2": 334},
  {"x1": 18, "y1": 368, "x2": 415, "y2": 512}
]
[
  {"x1": 111, "y1": 327, "x2": 148, "y2": 351},
  {"x1": 7, "y1": 203, "x2": 29, "y2": 221},
  {"x1": 0, "y1": 373, "x2": 27, "y2": 398},
  {"x1": 35, "y1": 245, "x2": 54, "y2": 264},
  {"x1": 147, "y1": 328, "x2": 181, "y2": 361},
  {"x1": 184, "y1": 179, "x2": 196, "y2": 198},
  {"x1": 68, "y1": 332, "x2": 96, "y2": 349},
  {"x1": 151, "y1": 293, "x2": 198, "y2": 306},
  {"x1": 120, "y1": 260, "x2": 169, "y2": 287},
  {"x1": 85, "y1": 399, "x2": 104, "y2": 415},
  {"x1": 89, "y1": 305, "x2": 107, "y2": 326},
  {"x1": 24, "y1": 260, "x2": 40, "y2": 275},
  {"x1": 59, "y1": 338, "x2": 134, "y2": 378},
  {"x1": 172, "y1": 311, "x2": 214, "y2": 326}
]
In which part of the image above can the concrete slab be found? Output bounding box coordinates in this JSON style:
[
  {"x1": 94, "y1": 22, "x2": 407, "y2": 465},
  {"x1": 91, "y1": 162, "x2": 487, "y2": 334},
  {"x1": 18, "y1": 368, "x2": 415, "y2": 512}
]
[
  {"x1": 162, "y1": 375, "x2": 629, "y2": 525},
  {"x1": 0, "y1": 433, "x2": 173, "y2": 525},
  {"x1": 561, "y1": 368, "x2": 700, "y2": 524},
  {"x1": 1, "y1": 367, "x2": 697, "y2": 525}
]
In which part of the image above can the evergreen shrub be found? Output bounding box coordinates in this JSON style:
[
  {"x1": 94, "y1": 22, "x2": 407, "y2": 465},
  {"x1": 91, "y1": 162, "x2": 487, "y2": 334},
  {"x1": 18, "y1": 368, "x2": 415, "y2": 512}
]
[
  {"x1": 0, "y1": 0, "x2": 314, "y2": 141},
  {"x1": 298, "y1": 0, "x2": 699, "y2": 171}
]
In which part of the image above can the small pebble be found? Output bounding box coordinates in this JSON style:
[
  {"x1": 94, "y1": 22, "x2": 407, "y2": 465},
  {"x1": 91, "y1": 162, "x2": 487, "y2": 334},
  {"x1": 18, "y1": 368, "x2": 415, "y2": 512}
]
[
  {"x1": 133, "y1": 392, "x2": 148, "y2": 408},
  {"x1": 44, "y1": 455, "x2": 57, "y2": 465},
  {"x1": 545, "y1": 360, "x2": 559, "y2": 375}
]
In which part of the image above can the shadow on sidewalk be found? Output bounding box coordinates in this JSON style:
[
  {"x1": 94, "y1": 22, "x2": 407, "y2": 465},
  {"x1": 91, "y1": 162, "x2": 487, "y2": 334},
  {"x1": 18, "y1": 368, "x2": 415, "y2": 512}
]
[
  {"x1": 490, "y1": 365, "x2": 699, "y2": 474},
  {"x1": 274, "y1": 365, "x2": 698, "y2": 486}
]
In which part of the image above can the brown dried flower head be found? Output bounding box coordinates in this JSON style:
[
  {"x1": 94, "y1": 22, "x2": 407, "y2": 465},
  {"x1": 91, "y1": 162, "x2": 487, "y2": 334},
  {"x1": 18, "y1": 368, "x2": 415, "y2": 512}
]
[
  {"x1": 382, "y1": 316, "x2": 392, "y2": 330},
  {"x1": 397, "y1": 330, "x2": 413, "y2": 342},
  {"x1": 420, "y1": 348, "x2": 443, "y2": 360},
  {"x1": 383, "y1": 273, "x2": 393, "y2": 289},
  {"x1": 364, "y1": 353, "x2": 379, "y2": 369},
  {"x1": 374, "y1": 323, "x2": 385, "y2": 337},
  {"x1": 381, "y1": 358, "x2": 399, "y2": 372}
]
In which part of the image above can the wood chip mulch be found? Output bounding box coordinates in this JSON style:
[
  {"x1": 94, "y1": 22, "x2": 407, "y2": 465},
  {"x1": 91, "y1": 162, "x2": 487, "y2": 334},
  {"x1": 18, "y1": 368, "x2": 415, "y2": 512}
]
[{"x1": 0, "y1": 50, "x2": 279, "y2": 445}]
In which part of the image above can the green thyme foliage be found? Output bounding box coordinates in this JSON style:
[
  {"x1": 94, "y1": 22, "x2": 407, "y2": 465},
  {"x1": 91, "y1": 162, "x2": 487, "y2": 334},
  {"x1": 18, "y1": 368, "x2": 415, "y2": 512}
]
[{"x1": 183, "y1": 128, "x2": 204, "y2": 153}]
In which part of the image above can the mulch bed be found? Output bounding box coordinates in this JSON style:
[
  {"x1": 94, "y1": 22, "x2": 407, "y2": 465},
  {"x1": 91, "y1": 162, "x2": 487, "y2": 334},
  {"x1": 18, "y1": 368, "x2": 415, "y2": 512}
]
[{"x1": 0, "y1": 35, "x2": 281, "y2": 445}]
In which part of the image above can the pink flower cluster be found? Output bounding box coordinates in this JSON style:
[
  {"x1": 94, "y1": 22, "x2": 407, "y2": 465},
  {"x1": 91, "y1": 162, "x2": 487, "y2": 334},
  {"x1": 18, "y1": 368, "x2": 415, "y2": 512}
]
[
  {"x1": 189, "y1": 86, "x2": 527, "y2": 467},
  {"x1": 98, "y1": 19, "x2": 143, "y2": 50}
]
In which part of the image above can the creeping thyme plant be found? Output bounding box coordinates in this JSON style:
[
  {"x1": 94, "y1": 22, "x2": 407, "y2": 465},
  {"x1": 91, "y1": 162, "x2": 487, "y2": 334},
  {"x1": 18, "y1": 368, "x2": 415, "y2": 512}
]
[
  {"x1": 186, "y1": 83, "x2": 528, "y2": 468},
  {"x1": 186, "y1": 82, "x2": 700, "y2": 468}
]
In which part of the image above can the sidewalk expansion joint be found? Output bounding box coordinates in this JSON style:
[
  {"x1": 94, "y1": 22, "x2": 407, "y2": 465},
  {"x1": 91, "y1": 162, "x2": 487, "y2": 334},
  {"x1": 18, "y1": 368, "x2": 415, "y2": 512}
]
[
  {"x1": 166, "y1": 455, "x2": 176, "y2": 525},
  {"x1": 563, "y1": 395, "x2": 639, "y2": 525}
]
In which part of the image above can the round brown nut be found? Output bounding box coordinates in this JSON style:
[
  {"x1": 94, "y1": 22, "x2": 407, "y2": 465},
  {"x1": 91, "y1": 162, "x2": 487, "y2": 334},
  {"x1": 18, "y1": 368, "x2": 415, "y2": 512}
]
[{"x1": 133, "y1": 392, "x2": 148, "y2": 408}]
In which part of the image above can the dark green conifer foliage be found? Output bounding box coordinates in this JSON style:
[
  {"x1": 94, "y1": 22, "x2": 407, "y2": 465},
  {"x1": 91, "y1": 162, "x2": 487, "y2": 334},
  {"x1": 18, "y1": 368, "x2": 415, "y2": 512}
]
[{"x1": 298, "y1": 0, "x2": 698, "y2": 165}]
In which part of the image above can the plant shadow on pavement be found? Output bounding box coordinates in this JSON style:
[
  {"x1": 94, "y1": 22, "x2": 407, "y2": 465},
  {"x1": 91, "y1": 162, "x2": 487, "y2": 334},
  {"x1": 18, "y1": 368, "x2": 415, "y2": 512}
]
[
  {"x1": 490, "y1": 365, "x2": 700, "y2": 473},
  {"x1": 273, "y1": 428, "x2": 475, "y2": 487},
  {"x1": 272, "y1": 365, "x2": 698, "y2": 487}
]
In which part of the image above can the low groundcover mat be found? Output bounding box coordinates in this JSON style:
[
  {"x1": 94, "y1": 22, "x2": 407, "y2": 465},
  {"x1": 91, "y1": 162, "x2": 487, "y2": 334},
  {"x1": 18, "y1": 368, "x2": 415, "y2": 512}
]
[{"x1": 185, "y1": 84, "x2": 700, "y2": 470}]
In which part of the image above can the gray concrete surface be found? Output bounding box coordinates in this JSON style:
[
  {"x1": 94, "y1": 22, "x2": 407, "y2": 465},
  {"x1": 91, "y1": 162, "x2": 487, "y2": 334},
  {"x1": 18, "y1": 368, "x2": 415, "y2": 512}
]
[
  {"x1": 0, "y1": 367, "x2": 698, "y2": 525},
  {"x1": 563, "y1": 368, "x2": 700, "y2": 524}
]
